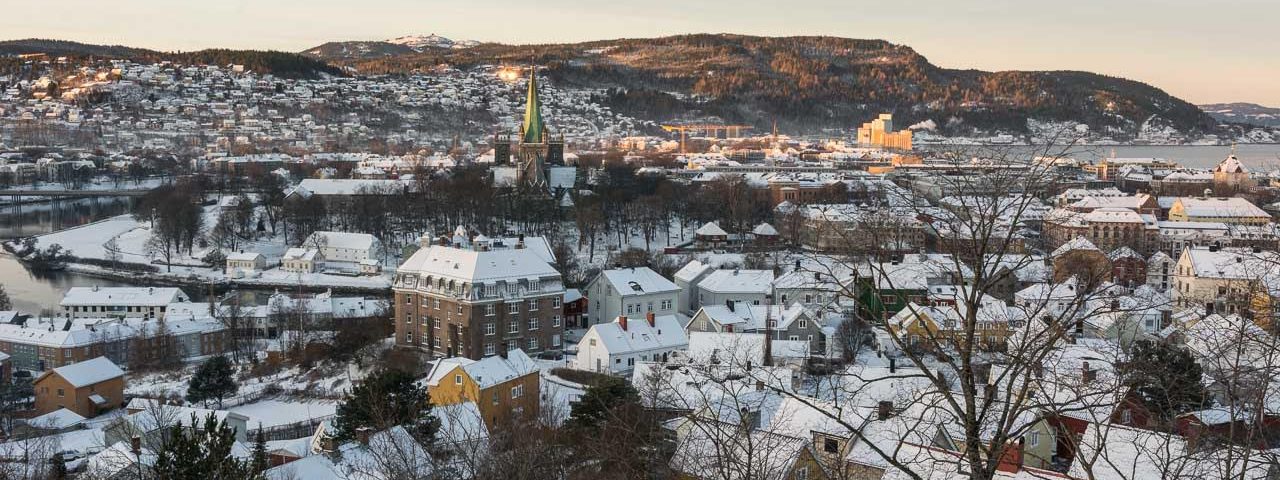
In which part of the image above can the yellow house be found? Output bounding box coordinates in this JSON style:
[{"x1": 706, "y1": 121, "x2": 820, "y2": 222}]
[
  {"x1": 424, "y1": 348, "x2": 541, "y2": 430},
  {"x1": 1167, "y1": 197, "x2": 1270, "y2": 225},
  {"x1": 887, "y1": 293, "x2": 1013, "y2": 352}
]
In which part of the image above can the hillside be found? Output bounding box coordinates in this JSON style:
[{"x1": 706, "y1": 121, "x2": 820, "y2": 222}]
[
  {"x1": 0, "y1": 38, "x2": 340, "y2": 79},
  {"x1": 307, "y1": 34, "x2": 1218, "y2": 138},
  {"x1": 1201, "y1": 103, "x2": 1280, "y2": 127}
]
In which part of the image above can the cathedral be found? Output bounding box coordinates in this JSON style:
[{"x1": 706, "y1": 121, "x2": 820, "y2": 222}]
[{"x1": 493, "y1": 69, "x2": 564, "y2": 190}]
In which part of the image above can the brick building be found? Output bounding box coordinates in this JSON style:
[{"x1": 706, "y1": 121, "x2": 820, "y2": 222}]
[{"x1": 393, "y1": 233, "x2": 566, "y2": 360}]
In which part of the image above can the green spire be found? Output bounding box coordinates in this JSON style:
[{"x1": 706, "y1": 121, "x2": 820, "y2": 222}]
[{"x1": 521, "y1": 69, "x2": 545, "y2": 144}]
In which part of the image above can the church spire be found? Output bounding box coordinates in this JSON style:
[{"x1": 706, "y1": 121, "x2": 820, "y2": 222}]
[{"x1": 521, "y1": 68, "x2": 545, "y2": 144}]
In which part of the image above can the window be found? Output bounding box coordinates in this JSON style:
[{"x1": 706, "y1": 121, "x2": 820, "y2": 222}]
[
  {"x1": 455, "y1": 374, "x2": 463, "y2": 385},
  {"x1": 485, "y1": 304, "x2": 495, "y2": 316},
  {"x1": 508, "y1": 283, "x2": 519, "y2": 295},
  {"x1": 553, "y1": 297, "x2": 562, "y2": 308},
  {"x1": 1028, "y1": 431, "x2": 1040, "y2": 447},
  {"x1": 404, "y1": 295, "x2": 413, "y2": 305},
  {"x1": 589, "y1": 338, "x2": 597, "y2": 347},
  {"x1": 528, "y1": 318, "x2": 539, "y2": 330},
  {"x1": 57, "y1": 388, "x2": 64, "y2": 398},
  {"x1": 528, "y1": 337, "x2": 539, "y2": 350},
  {"x1": 529, "y1": 280, "x2": 541, "y2": 291},
  {"x1": 625, "y1": 304, "x2": 635, "y2": 315},
  {"x1": 406, "y1": 332, "x2": 414, "y2": 343},
  {"x1": 511, "y1": 384, "x2": 524, "y2": 398},
  {"x1": 529, "y1": 299, "x2": 539, "y2": 310},
  {"x1": 1121, "y1": 409, "x2": 1133, "y2": 424},
  {"x1": 795, "y1": 467, "x2": 809, "y2": 480},
  {"x1": 823, "y1": 437, "x2": 839, "y2": 453},
  {"x1": 552, "y1": 334, "x2": 561, "y2": 347},
  {"x1": 434, "y1": 299, "x2": 441, "y2": 309},
  {"x1": 485, "y1": 323, "x2": 495, "y2": 336},
  {"x1": 508, "y1": 320, "x2": 519, "y2": 334},
  {"x1": 485, "y1": 343, "x2": 495, "y2": 356},
  {"x1": 552, "y1": 315, "x2": 561, "y2": 327},
  {"x1": 508, "y1": 303, "x2": 519, "y2": 314},
  {"x1": 646, "y1": 302, "x2": 654, "y2": 312},
  {"x1": 790, "y1": 335, "x2": 799, "y2": 341},
  {"x1": 484, "y1": 284, "x2": 497, "y2": 297},
  {"x1": 799, "y1": 319, "x2": 807, "y2": 329},
  {"x1": 660, "y1": 299, "x2": 672, "y2": 310}
]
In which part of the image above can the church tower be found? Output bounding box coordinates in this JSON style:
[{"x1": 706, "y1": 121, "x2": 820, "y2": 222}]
[{"x1": 513, "y1": 69, "x2": 561, "y2": 189}]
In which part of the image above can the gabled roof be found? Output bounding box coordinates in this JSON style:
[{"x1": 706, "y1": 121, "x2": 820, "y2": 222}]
[
  {"x1": 427, "y1": 349, "x2": 539, "y2": 390},
  {"x1": 39, "y1": 356, "x2": 124, "y2": 388},
  {"x1": 695, "y1": 221, "x2": 728, "y2": 237},
  {"x1": 595, "y1": 267, "x2": 680, "y2": 295},
  {"x1": 582, "y1": 315, "x2": 688, "y2": 355},
  {"x1": 698, "y1": 269, "x2": 774, "y2": 294},
  {"x1": 1051, "y1": 236, "x2": 1100, "y2": 257}
]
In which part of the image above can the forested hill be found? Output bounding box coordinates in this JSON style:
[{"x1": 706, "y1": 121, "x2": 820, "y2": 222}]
[
  {"x1": 310, "y1": 34, "x2": 1217, "y2": 137},
  {"x1": 0, "y1": 39, "x2": 341, "y2": 79}
]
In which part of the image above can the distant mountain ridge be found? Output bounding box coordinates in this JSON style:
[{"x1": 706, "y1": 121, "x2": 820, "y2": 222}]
[
  {"x1": 0, "y1": 38, "x2": 340, "y2": 78},
  {"x1": 1200, "y1": 103, "x2": 1280, "y2": 127},
  {"x1": 385, "y1": 34, "x2": 479, "y2": 51},
  {"x1": 305, "y1": 33, "x2": 1222, "y2": 139}
]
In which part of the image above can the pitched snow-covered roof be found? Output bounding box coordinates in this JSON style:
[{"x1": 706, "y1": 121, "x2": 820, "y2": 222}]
[
  {"x1": 1213, "y1": 154, "x2": 1248, "y2": 174},
  {"x1": 43, "y1": 357, "x2": 124, "y2": 388},
  {"x1": 1173, "y1": 196, "x2": 1268, "y2": 219},
  {"x1": 697, "y1": 269, "x2": 775, "y2": 294},
  {"x1": 292, "y1": 178, "x2": 411, "y2": 196},
  {"x1": 695, "y1": 221, "x2": 728, "y2": 237},
  {"x1": 460, "y1": 348, "x2": 538, "y2": 389},
  {"x1": 674, "y1": 259, "x2": 715, "y2": 283},
  {"x1": 583, "y1": 315, "x2": 688, "y2": 355},
  {"x1": 305, "y1": 231, "x2": 378, "y2": 251},
  {"x1": 60, "y1": 287, "x2": 187, "y2": 307},
  {"x1": 596, "y1": 267, "x2": 680, "y2": 295},
  {"x1": 1108, "y1": 246, "x2": 1143, "y2": 261},
  {"x1": 397, "y1": 243, "x2": 560, "y2": 284},
  {"x1": 26, "y1": 408, "x2": 86, "y2": 430},
  {"x1": 1051, "y1": 236, "x2": 1101, "y2": 257},
  {"x1": 752, "y1": 222, "x2": 778, "y2": 236}
]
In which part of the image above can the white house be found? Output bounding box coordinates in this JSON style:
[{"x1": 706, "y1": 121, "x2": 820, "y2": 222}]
[
  {"x1": 583, "y1": 267, "x2": 680, "y2": 326},
  {"x1": 574, "y1": 313, "x2": 687, "y2": 374},
  {"x1": 303, "y1": 231, "x2": 382, "y2": 264},
  {"x1": 224, "y1": 251, "x2": 265, "y2": 277},
  {"x1": 281, "y1": 248, "x2": 323, "y2": 273},
  {"x1": 61, "y1": 287, "x2": 190, "y2": 320}
]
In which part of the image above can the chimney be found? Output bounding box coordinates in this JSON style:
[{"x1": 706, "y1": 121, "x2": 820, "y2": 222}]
[
  {"x1": 794, "y1": 259, "x2": 802, "y2": 271},
  {"x1": 356, "y1": 427, "x2": 372, "y2": 446},
  {"x1": 889, "y1": 357, "x2": 896, "y2": 374},
  {"x1": 877, "y1": 400, "x2": 893, "y2": 420},
  {"x1": 619, "y1": 316, "x2": 628, "y2": 331},
  {"x1": 130, "y1": 436, "x2": 141, "y2": 454},
  {"x1": 725, "y1": 300, "x2": 735, "y2": 312},
  {"x1": 516, "y1": 234, "x2": 525, "y2": 249},
  {"x1": 646, "y1": 312, "x2": 655, "y2": 328},
  {"x1": 1083, "y1": 361, "x2": 1096, "y2": 384}
]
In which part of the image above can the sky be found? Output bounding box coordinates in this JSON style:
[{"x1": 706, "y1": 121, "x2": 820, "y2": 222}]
[{"x1": 3, "y1": 0, "x2": 1276, "y2": 105}]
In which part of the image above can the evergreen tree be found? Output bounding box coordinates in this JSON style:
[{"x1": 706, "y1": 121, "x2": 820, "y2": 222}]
[
  {"x1": 567, "y1": 376, "x2": 639, "y2": 430},
  {"x1": 1124, "y1": 340, "x2": 1208, "y2": 424},
  {"x1": 334, "y1": 369, "x2": 439, "y2": 443},
  {"x1": 0, "y1": 284, "x2": 10, "y2": 311},
  {"x1": 153, "y1": 414, "x2": 256, "y2": 480},
  {"x1": 49, "y1": 451, "x2": 67, "y2": 479},
  {"x1": 251, "y1": 426, "x2": 269, "y2": 474},
  {"x1": 186, "y1": 355, "x2": 239, "y2": 408}
]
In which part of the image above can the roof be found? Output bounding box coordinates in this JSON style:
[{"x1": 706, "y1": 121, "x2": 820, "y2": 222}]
[
  {"x1": 1173, "y1": 197, "x2": 1269, "y2": 219},
  {"x1": 426, "y1": 349, "x2": 539, "y2": 390},
  {"x1": 1051, "y1": 236, "x2": 1100, "y2": 257},
  {"x1": 522, "y1": 72, "x2": 544, "y2": 144},
  {"x1": 752, "y1": 222, "x2": 778, "y2": 236},
  {"x1": 697, "y1": 269, "x2": 775, "y2": 294},
  {"x1": 685, "y1": 331, "x2": 766, "y2": 366},
  {"x1": 595, "y1": 267, "x2": 680, "y2": 296},
  {"x1": 397, "y1": 242, "x2": 560, "y2": 284},
  {"x1": 292, "y1": 178, "x2": 411, "y2": 197},
  {"x1": 226, "y1": 251, "x2": 262, "y2": 261},
  {"x1": 305, "y1": 231, "x2": 377, "y2": 251},
  {"x1": 60, "y1": 287, "x2": 187, "y2": 307},
  {"x1": 1214, "y1": 154, "x2": 1248, "y2": 174},
  {"x1": 581, "y1": 315, "x2": 688, "y2": 355},
  {"x1": 282, "y1": 247, "x2": 320, "y2": 261},
  {"x1": 695, "y1": 221, "x2": 728, "y2": 237},
  {"x1": 674, "y1": 259, "x2": 715, "y2": 283},
  {"x1": 41, "y1": 356, "x2": 124, "y2": 388},
  {"x1": 26, "y1": 408, "x2": 86, "y2": 429}
]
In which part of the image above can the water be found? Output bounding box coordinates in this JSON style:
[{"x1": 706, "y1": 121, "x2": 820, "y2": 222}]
[
  {"x1": 0, "y1": 254, "x2": 131, "y2": 314},
  {"x1": 0, "y1": 197, "x2": 135, "y2": 239},
  {"x1": 0, "y1": 195, "x2": 137, "y2": 313},
  {"x1": 921, "y1": 144, "x2": 1280, "y2": 170}
]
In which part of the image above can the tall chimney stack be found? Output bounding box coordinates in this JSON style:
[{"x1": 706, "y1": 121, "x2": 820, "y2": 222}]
[
  {"x1": 646, "y1": 312, "x2": 655, "y2": 328},
  {"x1": 619, "y1": 316, "x2": 628, "y2": 331}
]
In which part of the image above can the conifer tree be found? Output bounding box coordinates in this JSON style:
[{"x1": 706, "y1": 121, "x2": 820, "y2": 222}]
[{"x1": 186, "y1": 355, "x2": 239, "y2": 408}]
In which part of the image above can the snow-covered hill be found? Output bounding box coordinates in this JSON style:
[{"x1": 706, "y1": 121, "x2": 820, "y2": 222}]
[{"x1": 385, "y1": 34, "x2": 479, "y2": 51}]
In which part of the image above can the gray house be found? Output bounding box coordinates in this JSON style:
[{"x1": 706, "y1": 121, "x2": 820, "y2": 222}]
[{"x1": 584, "y1": 267, "x2": 681, "y2": 326}]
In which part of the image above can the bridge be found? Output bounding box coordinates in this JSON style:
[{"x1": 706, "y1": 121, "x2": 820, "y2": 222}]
[{"x1": 0, "y1": 188, "x2": 153, "y2": 198}]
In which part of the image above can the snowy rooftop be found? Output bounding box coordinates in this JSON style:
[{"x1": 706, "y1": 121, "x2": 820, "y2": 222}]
[
  {"x1": 397, "y1": 242, "x2": 560, "y2": 284},
  {"x1": 583, "y1": 314, "x2": 687, "y2": 355},
  {"x1": 43, "y1": 357, "x2": 124, "y2": 388},
  {"x1": 60, "y1": 287, "x2": 188, "y2": 307},
  {"x1": 596, "y1": 267, "x2": 680, "y2": 295},
  {"x1": 697, "y1": 269, "x2": 775, "y2": 294}
]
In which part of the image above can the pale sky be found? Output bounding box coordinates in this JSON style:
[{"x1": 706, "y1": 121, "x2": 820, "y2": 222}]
[{"x1": 3, "y1": 0, "x2": 1276, "y2": 105}]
